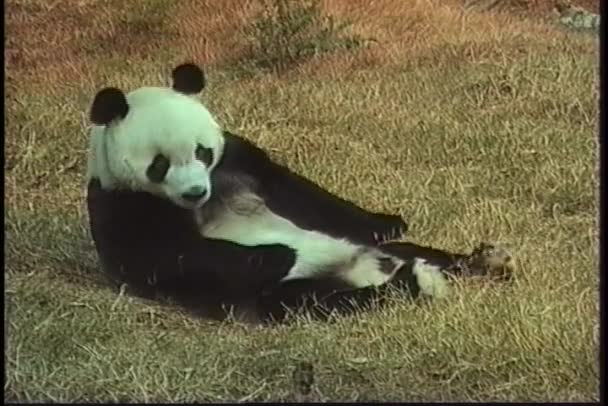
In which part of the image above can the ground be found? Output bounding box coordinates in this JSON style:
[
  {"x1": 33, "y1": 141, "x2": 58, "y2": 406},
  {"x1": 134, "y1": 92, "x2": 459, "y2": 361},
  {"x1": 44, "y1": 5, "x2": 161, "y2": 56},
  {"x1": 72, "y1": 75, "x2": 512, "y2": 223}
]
[{"x1": 5, "y1": 0, "x2": 599, "y2": 402}]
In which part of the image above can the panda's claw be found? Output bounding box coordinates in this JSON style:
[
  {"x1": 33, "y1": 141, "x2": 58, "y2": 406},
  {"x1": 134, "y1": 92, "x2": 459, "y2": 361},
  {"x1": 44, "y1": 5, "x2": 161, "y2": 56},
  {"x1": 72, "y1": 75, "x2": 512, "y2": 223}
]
[
  {"x1": 376, "y1": 221, "x2": 407, "y2": 244},
  {"x1": 374, "y1": 214, "x2": 408, "y2": 241}
]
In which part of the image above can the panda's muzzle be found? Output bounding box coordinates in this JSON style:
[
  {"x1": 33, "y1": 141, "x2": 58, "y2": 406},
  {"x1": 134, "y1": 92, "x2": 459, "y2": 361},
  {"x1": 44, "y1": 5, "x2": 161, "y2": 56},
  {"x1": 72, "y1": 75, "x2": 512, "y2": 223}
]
[{"x1": 181, "y1": 185, "x2": 208, "y2": 203}]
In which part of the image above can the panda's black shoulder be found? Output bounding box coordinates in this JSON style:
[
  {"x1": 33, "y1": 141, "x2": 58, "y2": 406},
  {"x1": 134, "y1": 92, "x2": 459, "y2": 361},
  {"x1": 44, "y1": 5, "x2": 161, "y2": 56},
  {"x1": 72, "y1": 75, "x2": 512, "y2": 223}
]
[
  {"x1": 222, "y1": 130, "x2": 269, "y2": 160},
  {"x1": 219, "y1": 131, "x2": 274, "y2": 175}
]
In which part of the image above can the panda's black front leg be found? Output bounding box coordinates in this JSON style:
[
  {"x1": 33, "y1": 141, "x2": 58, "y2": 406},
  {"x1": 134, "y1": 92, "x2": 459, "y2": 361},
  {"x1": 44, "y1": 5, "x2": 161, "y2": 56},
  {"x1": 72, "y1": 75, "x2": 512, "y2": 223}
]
[{"x1": 219, "y1": 131, "x2": 408, "y2": 246}]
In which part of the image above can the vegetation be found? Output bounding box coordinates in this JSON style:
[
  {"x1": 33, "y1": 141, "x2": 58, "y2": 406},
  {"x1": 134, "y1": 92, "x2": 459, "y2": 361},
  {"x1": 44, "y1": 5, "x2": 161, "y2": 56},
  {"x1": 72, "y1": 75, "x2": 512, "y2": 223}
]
[
  {"x1": 243, "y1": 0, "x2": 372, "y2": 73},
  {"x1": 5, "y1": 0, "x2": 599, "y2": 402}
]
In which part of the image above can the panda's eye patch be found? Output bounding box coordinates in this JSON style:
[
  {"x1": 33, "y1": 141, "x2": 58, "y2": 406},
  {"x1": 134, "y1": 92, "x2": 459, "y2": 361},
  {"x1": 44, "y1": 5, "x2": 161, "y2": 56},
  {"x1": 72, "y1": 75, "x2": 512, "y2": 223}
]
[
  {"x1": 147, "y1": 154, "x2": 170, "y2": 183},
  {"x1": 195, "y1": 144, "x2": 213, "y2": 166}
]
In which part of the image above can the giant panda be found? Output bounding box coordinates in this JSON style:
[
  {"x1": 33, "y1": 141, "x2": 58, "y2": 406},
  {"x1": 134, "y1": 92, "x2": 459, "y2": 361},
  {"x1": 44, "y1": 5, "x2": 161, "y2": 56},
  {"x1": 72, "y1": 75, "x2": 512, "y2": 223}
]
[{"x1": 86, "y1": 62, "x2": 514, "y2": 324}]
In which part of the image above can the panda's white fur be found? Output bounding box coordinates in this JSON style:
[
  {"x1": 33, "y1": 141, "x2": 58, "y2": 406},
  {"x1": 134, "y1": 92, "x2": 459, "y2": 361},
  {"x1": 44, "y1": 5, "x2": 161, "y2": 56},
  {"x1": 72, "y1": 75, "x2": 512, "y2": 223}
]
[{"x1": 87, "y1": 87, "x2": 224, "y2": 210}]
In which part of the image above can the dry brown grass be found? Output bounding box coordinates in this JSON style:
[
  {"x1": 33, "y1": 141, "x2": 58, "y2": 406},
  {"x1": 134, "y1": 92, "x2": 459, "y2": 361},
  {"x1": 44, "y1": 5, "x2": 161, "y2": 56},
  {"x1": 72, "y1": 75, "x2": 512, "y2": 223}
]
[{"x1": 5, "y1": 0, "x2": 599, "y2": 402}]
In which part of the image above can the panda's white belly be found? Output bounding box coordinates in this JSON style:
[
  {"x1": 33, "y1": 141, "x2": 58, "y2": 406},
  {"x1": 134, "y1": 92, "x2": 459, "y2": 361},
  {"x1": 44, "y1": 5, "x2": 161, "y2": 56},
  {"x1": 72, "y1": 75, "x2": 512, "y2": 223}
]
[{"x1": 195, "y1": 192, "x2": 404, "y2": 288}]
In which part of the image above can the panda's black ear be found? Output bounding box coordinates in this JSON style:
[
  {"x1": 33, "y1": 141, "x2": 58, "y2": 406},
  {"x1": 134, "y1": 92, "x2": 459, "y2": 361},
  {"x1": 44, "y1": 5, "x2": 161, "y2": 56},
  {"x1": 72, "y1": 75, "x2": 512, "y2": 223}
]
[
  {"x1": 90, "y1": 87, "x2": 129, "y2": 126},
  {"x1": 172, "y1": 63, "x2": 206, "y2": 95}
]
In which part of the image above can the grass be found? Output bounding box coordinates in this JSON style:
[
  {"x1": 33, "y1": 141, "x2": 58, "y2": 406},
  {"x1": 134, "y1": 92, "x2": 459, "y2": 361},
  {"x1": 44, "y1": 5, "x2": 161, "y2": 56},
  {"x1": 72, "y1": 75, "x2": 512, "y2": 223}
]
[{"x1": 4, "y1": 0, "x2": 599, "y2": 402}]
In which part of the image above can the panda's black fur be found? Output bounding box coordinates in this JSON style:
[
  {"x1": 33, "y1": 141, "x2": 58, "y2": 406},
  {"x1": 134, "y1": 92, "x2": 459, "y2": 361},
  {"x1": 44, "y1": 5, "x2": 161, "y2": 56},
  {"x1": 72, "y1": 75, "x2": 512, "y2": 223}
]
[{"x1": 86, "y1": 62, "x2": 512, "y2": 324}]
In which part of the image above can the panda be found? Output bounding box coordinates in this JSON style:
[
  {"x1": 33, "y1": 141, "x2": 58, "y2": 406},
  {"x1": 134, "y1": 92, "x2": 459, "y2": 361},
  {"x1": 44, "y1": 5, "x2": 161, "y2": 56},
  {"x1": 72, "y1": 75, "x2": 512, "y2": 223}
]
[{"x1": 86, "y1": 62, "x2": 514, "y2": 324}]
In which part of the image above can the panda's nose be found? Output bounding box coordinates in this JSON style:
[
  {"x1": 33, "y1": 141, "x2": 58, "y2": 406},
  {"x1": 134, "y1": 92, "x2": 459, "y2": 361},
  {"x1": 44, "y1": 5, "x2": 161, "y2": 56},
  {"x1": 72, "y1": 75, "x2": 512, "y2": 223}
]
[{"x1": 182, "y1": 186, "x2": 208, "y2": 202}]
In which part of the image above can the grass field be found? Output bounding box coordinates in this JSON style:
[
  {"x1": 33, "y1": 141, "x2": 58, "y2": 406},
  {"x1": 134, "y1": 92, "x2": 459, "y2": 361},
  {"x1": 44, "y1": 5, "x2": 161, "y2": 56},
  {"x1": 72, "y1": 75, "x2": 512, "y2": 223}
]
[{"x1": 5, "y1": 0, "x2": 600, "y2": 402}]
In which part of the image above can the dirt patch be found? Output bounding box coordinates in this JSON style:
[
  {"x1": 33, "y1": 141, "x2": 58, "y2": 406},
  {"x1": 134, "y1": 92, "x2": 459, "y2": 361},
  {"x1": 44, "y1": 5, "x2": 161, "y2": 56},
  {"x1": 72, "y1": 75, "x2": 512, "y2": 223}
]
[
  {"x1": 6, "y1": 0, "x2": 597, "y2": 88},
  {"x1": 5, "y1": 1, "x2": 99, "y2": 79},
  {"x1": 168, "y1": 0, "x2": 260, "y2": 67},
  {"x1": 5, "y1": 0, "x2": 179, "y2": 87},
  {"x1": 463, "y1": 0, "x2": 598, "y2": 16}
]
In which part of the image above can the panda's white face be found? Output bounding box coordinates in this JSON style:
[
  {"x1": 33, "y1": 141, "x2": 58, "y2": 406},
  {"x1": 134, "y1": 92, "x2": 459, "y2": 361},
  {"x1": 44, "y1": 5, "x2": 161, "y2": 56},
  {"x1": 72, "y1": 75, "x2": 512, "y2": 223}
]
[{"x1": 87, "y1": 64, "x2": 225, "y2": 210}]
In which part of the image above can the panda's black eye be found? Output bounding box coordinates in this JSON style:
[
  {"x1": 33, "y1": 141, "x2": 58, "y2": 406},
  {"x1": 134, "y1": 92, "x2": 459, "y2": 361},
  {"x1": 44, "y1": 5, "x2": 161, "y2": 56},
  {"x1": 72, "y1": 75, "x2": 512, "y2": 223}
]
[
  {"x1": 195, "y1": 144, "x2": 213, "y2": 166},
  {"x1": 147, "y1": 154, "x2": 170, "y2": 183}
]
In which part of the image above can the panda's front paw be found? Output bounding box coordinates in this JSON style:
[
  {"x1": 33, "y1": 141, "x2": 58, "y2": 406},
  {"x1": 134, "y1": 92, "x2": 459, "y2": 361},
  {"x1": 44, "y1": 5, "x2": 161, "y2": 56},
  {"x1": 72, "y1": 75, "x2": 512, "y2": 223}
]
[{"x1": 372, "y1": 215, "x2": 408, "y2": 244}]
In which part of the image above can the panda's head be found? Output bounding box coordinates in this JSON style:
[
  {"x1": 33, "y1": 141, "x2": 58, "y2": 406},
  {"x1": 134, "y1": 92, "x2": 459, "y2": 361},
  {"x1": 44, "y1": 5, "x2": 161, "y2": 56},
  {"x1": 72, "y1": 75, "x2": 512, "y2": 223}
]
[{"x1": 87, "y1": 63, "x2": 224, "y2": 210}]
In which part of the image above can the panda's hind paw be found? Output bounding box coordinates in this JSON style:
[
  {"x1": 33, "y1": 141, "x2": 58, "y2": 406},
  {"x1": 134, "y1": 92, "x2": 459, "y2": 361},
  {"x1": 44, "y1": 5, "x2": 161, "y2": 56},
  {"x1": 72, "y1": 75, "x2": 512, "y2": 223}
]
[{"x1": 462, "y1": 242, "x2": 515, "y2": 282}]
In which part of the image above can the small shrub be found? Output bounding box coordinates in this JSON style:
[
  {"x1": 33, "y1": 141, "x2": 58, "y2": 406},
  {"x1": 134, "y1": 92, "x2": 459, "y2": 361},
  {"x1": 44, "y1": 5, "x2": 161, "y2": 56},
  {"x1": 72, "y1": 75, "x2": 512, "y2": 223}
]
[{"x1": 243, "y1": 0, "x2": 374, "y2": 73}]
